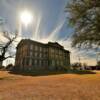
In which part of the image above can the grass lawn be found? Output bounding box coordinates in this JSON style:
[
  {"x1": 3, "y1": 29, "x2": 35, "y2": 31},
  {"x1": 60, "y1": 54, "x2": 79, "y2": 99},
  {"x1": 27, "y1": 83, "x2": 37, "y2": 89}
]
[{"x1": 0, "y1": 70, "x2": 100, "y2": 100}]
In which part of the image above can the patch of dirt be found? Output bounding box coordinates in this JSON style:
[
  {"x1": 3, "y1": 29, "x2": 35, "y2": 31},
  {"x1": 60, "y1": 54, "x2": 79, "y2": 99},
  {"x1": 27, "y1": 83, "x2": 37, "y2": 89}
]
[{"x1": 0, "y1": 71, "x2": 100, "y2": 100}]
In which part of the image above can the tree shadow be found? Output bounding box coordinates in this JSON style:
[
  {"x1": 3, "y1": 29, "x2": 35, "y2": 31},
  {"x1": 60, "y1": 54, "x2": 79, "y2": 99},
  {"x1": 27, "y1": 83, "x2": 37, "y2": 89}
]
[
  {"x1": 0, "y1": 77, "x2": 5, "y2": 80},
  {"x1": 68, "y1": 70, "x2": 96, "y2": 75},
  {"x1": 9, "y1": 70, "x2": 68, "y2": 77},
  {"x1": 8, "y1": 69, "x2": 96, "y2": 77}
]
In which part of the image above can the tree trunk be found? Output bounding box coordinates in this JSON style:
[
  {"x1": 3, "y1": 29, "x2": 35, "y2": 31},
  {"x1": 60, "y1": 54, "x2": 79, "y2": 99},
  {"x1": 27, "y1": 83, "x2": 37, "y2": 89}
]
[{"x1": 0, "y1": 61, "x2": 3, "y2": 68}]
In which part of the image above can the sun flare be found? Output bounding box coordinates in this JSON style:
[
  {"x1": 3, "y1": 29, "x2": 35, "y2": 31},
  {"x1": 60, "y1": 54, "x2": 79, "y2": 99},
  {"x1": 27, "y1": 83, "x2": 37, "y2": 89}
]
[{"x1": 20, "y1": 10, "x2": 33, "y2": 27}]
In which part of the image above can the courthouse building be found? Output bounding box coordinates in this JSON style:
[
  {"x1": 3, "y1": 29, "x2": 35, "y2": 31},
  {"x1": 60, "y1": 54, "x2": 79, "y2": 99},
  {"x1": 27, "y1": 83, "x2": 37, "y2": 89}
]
[{"x1": 15, "y1": 39, "x2": 70, "y2": 71}]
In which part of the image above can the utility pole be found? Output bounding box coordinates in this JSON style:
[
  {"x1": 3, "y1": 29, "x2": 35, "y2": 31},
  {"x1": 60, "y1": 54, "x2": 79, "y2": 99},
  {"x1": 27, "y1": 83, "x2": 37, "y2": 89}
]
[{"x1": 96, "y1": 51, "x2": 100, "y2": 70}]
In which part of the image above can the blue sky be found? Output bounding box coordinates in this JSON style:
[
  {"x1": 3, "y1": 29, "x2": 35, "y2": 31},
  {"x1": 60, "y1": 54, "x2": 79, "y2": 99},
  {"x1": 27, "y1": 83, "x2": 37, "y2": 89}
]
[
  {"x1": 0, "y1": 0, "x2": 98, "y2": 65},
  {"x1": 0, "y1": 0, "x2": 72, "y2": 38}
]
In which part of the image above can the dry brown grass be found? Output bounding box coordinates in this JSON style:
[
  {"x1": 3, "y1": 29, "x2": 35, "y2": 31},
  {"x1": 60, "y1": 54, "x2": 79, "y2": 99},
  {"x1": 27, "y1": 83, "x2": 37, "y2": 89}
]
[{"x1": 0, "y1": 71, "x2": 100, "y2": 100}]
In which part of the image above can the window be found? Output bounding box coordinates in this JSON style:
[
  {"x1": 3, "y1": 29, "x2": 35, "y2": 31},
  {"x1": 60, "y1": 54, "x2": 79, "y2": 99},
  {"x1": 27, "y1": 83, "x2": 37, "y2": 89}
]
[
  {"x1": 30, "y1": 52, "x2": 33, "y2": 56},
  {"x1": 22, "y1": 58, "x2": 25, "y2": 66},
  {"x1": 61, "y1": 61, "x2": 63, "y2": 66},
  {"x1": 45, "y1": 60, "x2": 48, "y2": 66},
  {"x1": 44, "y1": 53, "x2": 47, "y2": 58},
  {"x1": 39, "y1": 60, "x2": 42, "y2": 66},
  {"x1": 40, "y1": 47, "x2": 42, "y2": 52},
  {"x1": 57, "y1": 60, "x2": 59, "y2": 66},
  {"x1": 40, "y1": 53, "x2": 42, "y2": 58},
  {"x1": 29, "y1": 58, "x2": 32, "y2": 66},
  {"x1": 43, "y1": 60, "x2": 48, "y2": 66},
  {"x1": 35, "y1": 52, "x2": 38, "y2": 57},
  {"x1": 34, "y1": 60, "x2": 37, "y2": 65},
  {"x1": 35, "y1": 45, "x2": 38, "y2": 51},
  {"x1": 30, "y1": 45, "x2": 33, "y2": 50},
  {"x1": 26, "y1": 58, "x2": 29, "y2": 65},
  {"x1": 32, "y1": 60, "x2": 34, "y2": 65},
  {"x1": 43, "y1": 48, "x2": 47, "y2": 53},
  {"x1": 52, "y1": 60, "x2": 55, "y2": 66}
]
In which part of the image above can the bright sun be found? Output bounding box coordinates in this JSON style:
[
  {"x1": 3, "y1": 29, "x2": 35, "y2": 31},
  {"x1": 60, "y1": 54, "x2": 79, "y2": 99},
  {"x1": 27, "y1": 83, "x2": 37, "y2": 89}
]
[{"x1": 20, "y1": 10, "x2": 33, "y2": 27}]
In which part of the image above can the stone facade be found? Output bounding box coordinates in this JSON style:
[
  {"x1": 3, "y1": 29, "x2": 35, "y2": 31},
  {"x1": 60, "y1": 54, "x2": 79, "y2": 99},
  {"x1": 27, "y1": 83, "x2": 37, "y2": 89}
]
[{"x1": 15, "y1": 39, "x2": 70, "y2": 71}]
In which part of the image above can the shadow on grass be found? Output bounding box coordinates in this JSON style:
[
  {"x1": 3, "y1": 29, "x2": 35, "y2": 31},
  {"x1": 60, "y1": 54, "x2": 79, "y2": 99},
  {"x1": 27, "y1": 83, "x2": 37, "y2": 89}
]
[
  {"x1": 9, "y1": 70, "x2": 68, "y2": 77},
  {"x1": 8, "y1": 69, "x2": 96, "y2": 77},
  {"x1": 68, "y1": 70, "x2": 96, "y2": 75},
  {"x1": 0, "y1": 77, "x2": 5, "y2": 80},
  {"x1": 0, "y1": 76, "x2": 17, "y2": 80}
]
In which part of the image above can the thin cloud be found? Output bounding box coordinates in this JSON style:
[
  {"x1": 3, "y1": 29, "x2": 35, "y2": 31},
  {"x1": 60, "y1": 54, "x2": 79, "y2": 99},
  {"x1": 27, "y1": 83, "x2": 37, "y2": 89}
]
[
  {"x1": 33, "y1": 13, "x2": 42, "y2": 40},
  {"x1": 48, "y1": 19, "x2": 66, "y2": 41}
]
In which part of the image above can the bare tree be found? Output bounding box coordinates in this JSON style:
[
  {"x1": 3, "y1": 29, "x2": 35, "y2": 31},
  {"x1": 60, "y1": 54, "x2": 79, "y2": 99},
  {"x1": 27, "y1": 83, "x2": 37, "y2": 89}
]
[{"x1": 0, "y1": 31, "x2": 18, "y2": 67}]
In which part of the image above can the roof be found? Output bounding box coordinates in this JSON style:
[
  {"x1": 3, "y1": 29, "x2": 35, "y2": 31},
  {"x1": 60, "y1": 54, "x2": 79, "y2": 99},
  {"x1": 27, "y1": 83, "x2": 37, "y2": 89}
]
[
  {"x1": 48, "y1": 42, "x2": 64, "y2": 49},
  {"x1": 17, "y1": 39, "x2": 70, "y2": 53}
]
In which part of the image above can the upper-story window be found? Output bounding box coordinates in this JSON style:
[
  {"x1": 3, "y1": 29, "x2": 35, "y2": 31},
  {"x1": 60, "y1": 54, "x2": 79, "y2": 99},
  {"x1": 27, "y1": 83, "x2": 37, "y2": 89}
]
[
  {"x1": 35, "y1": 45, "x2": 38, "y2": 51},
  {"x1": 40, "y1": 47, "x2": 42, "y2": 52},
  {"x1": 30, "y1": 45, "x2": 33, "y2": 50},
  {"x1": 42, "y1": 48, "x2": 45, "y2": 52},
  {"x1": 50, "y1": 48, "x2": 54, "y2": 53},
  {"x1": 35, "y1": 52, "x2": 38, "y2": 57},
  {"x1": 40, "y1": 53, "x2": 42, "y2": 58},
  {"x1": 59, "y1": 50, "x2": 62, "y2": 55},
  {"x1": 44, "y1": 48, "x2": 47, "y2": 53}
]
